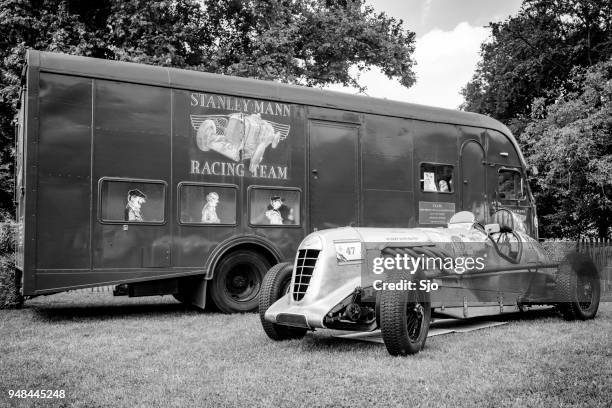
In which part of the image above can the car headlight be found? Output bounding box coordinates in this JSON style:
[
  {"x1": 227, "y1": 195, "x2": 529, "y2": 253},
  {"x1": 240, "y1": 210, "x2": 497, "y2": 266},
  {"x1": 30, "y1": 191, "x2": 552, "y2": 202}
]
[{"x1": 299, "y1": 234, "x2": 323, "y2": 250}]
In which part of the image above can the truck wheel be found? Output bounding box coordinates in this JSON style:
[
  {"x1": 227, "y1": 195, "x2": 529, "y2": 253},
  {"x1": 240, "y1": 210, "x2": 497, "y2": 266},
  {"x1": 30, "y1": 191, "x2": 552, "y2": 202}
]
[
  {"x1": 555, "y1": 252, "x2": 600, "y2": 321},
  {"x1": 378, "y1": 271, "x2": 431, "y2": 356},
  {"x1": 210, "y1": 250, "x2": 271, "y2": 314},
  {"x1": 259, "y1": 262, "x2": 307, "y2": 341}
]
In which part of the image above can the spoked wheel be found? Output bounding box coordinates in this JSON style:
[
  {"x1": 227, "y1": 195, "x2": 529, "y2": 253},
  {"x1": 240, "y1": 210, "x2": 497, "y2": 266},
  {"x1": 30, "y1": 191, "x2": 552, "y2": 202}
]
[
  {"x1": 406, "y1": 303, "x2": 427, "y2": 341},
  {"x1": 577, "y1": 273, "x2": 597, "y2": 311},
  {"x1": 555, "y1": 252, "x2": 600, "y2": 321},
  {"x1": 210, "y1": 250, "x2": 271, "y2": 313},
  {"x1": 378, "y1": 270, "x2": 431, "y2": 356}
]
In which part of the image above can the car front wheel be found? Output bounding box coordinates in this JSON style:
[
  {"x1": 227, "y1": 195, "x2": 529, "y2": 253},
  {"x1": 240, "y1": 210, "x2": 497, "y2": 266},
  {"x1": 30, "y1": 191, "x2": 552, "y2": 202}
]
[
  {"x1": 378, "y1": 270, "x2": 431, "y2": 356},
  {"x1": 259, "y1": 262, "x2": 307, "y2": 341}
]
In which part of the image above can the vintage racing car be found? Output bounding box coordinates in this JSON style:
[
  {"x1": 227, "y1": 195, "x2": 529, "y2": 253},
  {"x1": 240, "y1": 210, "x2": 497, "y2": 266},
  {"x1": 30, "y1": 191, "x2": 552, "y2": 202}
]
[{"x1": 259, "y1": 211, "x2": 601, "y2": 355}]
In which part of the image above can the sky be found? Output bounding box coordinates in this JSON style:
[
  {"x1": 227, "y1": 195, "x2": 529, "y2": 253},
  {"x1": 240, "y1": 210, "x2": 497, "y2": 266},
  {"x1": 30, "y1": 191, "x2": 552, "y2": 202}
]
[{"x1": 326, "y1": 0, "x2": 524, "y2": 109}]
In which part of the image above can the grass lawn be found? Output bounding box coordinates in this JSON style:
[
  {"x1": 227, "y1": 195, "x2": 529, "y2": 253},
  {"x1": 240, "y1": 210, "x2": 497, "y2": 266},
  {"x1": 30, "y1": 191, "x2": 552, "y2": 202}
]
[{"x1": 1, "y1": 292, "x2": 610, "y2": 408}]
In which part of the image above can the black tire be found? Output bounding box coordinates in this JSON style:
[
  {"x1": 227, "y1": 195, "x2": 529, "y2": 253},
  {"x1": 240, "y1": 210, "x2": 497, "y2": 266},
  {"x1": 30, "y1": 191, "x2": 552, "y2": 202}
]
[
  {"x1": 210, "y1": 250, "x2": 271, "y2": 314},
  {"x1": 555, "y1": 252, "x2": 600, "y2": 320},
  {"x1": 259, "y1": 262, "x2": 307, "y2": 341},
  {"x1": 378, "y1": 270, "x2": 431, "y2": 356}
]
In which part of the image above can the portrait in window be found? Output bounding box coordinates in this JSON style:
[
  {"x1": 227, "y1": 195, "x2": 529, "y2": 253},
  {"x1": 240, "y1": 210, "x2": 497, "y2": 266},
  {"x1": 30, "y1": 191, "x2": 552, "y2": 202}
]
[
  {"x1": 99, "y1": 179, "x2": 165, "y2": 223},
  {"x1": 420, "y1": 164, "x2": 454, "y2": 193},
  {"x1": 179, "y1": 184, "x2": 237, "y2": 225},
  {"x1": 498, "y1": 169, "x2": 524, "y2": 200},
  {"x1": 250, "y1": 188, "x2": 300, "y2": 226}
]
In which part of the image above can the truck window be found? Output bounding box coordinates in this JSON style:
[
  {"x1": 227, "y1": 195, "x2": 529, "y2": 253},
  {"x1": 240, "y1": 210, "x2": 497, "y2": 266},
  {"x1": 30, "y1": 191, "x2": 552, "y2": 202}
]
[
  {"x1": 249, "y1": 187, "x2": 300, "y2": 226},
  {"x1": 179, "y1": 183, "x2": 237, "y2": 225},
  {"x1": 99, "y1": 178, "x2": 165, "y2": 223},
  {"x1": 498, "y1": 169, "x2": 524, "y2": 200},
  {"x1": 420, "y1": 163, "x2": 454, "y2": 193}
]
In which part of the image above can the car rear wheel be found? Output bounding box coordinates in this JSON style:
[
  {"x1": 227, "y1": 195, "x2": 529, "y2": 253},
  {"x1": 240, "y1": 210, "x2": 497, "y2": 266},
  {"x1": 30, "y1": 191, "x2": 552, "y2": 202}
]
[
  {"x1": 210, "y1": 250, "x2": 271, "y2": 314},
  {"x1": 259, "y1": 262, "x2": 307, "y2": 340},
  {"x1": 555, "y1": 252, "x2": 600, "y2": 320},
  {"x1": 378, "y1": 270, "x2": 431, "y2": 356}
]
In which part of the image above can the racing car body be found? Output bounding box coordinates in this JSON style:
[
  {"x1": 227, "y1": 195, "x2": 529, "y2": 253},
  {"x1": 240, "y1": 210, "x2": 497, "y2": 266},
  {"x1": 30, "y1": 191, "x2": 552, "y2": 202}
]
[{"x1": 260, "y1": 211, "x2": 601, "y2": 355}]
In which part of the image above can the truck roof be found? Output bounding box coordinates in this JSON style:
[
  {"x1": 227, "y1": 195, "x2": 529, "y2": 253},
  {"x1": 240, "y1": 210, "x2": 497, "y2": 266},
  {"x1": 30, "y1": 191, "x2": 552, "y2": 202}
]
[{"x1": 26, "y1": 50, "x2": 525, "y2": 165}]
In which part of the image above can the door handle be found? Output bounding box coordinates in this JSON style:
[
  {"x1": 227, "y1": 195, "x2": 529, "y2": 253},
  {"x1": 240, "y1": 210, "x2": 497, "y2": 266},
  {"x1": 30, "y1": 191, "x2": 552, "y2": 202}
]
[{"x1": 311, "y1": 169, "x2": 318, "y2": 179}]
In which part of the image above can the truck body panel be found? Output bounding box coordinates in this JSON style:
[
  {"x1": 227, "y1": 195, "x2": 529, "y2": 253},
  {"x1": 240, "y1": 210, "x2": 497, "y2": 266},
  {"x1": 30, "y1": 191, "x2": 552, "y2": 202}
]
[{"x1": 17, "y1": 51, "x2": 535, "y2": 300}]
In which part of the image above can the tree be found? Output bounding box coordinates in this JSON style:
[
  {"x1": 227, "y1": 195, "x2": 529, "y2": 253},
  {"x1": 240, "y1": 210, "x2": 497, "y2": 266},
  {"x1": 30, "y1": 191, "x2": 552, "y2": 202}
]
[
  {"x1": 521, "y1": 60, "x2": 612, "y2": 238},
  {"x1": 198, "y1": 0, "x2": 416, "y2": 90},
  {"x1": 461, "y1": 0, "x2": 612, "y2": 131},
  {"x1": 0, "y1": 0, "x2": 417, "y2": 215}
]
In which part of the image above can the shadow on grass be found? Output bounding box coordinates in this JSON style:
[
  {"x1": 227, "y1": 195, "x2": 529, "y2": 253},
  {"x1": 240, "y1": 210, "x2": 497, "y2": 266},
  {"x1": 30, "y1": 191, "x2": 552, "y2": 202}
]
[
  {"x1": 301, "y1": 332, "x2": 383, "y2": 353},
  {"x1": 33, "y1": 304, "x2": 188, "y2": 321},
  {"x1": 289, "y1": 307, "x2": 563, "y2": 355},
  {"x1": 27, "y1": 297, "x2": 229, "y2": 322}
]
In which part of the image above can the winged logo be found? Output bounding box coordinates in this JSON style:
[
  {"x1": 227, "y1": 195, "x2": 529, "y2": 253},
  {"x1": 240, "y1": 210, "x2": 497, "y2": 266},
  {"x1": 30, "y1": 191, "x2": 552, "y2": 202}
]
[{"x1": 189, "y1": 113, "x2": 290, "y2": 172}]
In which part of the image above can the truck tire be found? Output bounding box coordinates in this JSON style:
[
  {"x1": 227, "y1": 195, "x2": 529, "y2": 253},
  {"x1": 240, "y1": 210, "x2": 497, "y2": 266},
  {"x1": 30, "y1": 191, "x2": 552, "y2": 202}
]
[
  {"x1": 555, "y1": 252, "x2": 600, "y2": 321},
  {"x1": 259, "y1": 262, "x2": 307, "y2": 341},
  {"x1": 378, "y1": 270, "x2": 431, "y2": 356},
  {"x1": 210, "y1": 250, "x2": 271, "y2": 314}
]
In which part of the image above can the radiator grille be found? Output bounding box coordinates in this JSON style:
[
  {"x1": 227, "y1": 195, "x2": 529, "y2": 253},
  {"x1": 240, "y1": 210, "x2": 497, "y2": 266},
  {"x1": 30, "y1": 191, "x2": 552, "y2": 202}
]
[{"x1": 292, "y1": 249, "x2": 320, "y2": 301}]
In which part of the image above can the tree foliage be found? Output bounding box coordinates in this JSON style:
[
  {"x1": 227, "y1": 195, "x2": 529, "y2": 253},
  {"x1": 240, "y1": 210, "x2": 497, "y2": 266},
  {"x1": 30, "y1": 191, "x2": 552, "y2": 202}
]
[
  {"x1": 462, "y1": 0, "x2": 612, "y2": 238},
  {"x1": 0, "y1": 0, "x2": 416, "y2": 215},
  {"x1": 521, "y1": 60, "x2": 612, "y2": 238},
  {"x1": 461, "y1": 0, "x2": 612, "y2": 130},
  {"x1": 200, "y1": 0, "x2": 416, "y2": 89}
]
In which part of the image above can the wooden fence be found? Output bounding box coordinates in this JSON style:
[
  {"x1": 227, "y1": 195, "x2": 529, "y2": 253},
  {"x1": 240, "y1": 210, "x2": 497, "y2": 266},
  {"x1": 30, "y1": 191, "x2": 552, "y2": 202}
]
[
  {"x1": 577, "y1": 238, "x2": 612, "y2": 296},
  {"x1": 541, "y1": 238, "x2": 612, "y2": 297}
]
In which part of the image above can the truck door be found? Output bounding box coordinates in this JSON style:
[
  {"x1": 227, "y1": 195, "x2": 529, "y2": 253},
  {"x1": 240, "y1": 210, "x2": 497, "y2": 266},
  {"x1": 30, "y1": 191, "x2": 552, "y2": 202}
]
[
  {"x1": 308, "y1": 120, "x2": 359, "y2": 231},
  {"x1": 491, "y1": 167, "x2": 533, "y2": 235},
  {"x1": 460, "y1": 140, "x2": 487, "y2": 223},
  {"x1": 93, "y1": 81, "x2": 172, "y2": 270},
  {"x1": 486, "y1": 130, "x2": 534, "y2": 236}
]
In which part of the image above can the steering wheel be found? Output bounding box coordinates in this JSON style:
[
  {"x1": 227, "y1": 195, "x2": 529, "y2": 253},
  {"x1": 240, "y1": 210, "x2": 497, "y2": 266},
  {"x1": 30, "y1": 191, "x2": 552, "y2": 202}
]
[{"x1": 490, "y1": 209, "x2": 523, "y2": 262}]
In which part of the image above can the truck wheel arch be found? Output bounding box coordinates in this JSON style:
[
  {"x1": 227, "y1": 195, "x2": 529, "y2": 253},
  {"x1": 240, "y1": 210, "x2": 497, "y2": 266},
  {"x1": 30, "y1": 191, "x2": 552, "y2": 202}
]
[{"x1": 204, "y1": 235, "x2": 283, "y2": 280}]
